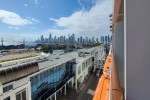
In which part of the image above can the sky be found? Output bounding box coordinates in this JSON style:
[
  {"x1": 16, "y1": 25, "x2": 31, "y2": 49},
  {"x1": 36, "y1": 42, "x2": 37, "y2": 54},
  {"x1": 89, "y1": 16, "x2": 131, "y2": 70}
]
[{"x1": 0, "y1": 0, "x2": 113, "y2": 45}]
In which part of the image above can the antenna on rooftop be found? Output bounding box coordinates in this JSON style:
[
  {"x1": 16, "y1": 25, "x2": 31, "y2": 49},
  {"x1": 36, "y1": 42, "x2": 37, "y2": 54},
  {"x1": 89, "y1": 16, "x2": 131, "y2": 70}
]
[
  {"x1": 1, "y1": 37, "x2": 3, "y2": 46},
  {"x1": 23, "y1": 39, "x2": 25, "y2": 46},
  {"x1": 1, "y1": 37, "x2": 4, "y2": 50}
]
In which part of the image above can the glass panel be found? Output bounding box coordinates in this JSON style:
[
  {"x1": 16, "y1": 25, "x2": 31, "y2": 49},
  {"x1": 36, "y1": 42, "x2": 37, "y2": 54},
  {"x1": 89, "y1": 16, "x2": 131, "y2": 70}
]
[
  {"x1": 82, "y1": 62, "x2": 85, "y2": 71},
  {"x1": 31, "y1": 76, "x2": 36, "y2": 85},
  {"x1": 86, "y1": 61, "x2": 88, "y2": 68},
  {"x1": 31, "y1": 60, "x2": 75, "y2": 100},
  {"x1": 10, "y1": 84, "x2": 13, "y2": 89},
  {"x1": 3, "y1": 84, "x2": 13, "y2": 93},
  {"x1": 16, "y1": 93, "x2": 21, "y2": 100},
  {"x1": 48, "y1": 69, "x2": 51, "y2": 76},
  {"x1": 3, "y1": 96, "x2": 10, "y2": 100},
  {"x1": 78, "y1": 65, "x2": 81, "y2": 75},
  {"x1": 22, "y1": 90, "x2": 26, "y2": 100}
]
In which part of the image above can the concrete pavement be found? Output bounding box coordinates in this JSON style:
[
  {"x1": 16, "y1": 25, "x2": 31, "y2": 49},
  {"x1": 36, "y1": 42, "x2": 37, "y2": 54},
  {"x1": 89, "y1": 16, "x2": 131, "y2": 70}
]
[{"x1": 57, "y1": 74, "x2": 99, "y2": 100}]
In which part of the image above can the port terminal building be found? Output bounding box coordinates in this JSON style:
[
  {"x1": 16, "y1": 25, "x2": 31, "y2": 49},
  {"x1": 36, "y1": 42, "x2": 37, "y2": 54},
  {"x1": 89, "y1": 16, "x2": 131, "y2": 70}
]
[{"x1": 0, "y1": 46, "x2": 105, "y2": 100}]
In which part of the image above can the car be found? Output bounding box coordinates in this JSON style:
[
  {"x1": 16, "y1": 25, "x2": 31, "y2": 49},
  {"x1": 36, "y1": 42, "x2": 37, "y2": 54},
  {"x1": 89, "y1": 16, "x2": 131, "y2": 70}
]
[{"x1": 96, "y1": 70, "x2": 100, "y2": 77}]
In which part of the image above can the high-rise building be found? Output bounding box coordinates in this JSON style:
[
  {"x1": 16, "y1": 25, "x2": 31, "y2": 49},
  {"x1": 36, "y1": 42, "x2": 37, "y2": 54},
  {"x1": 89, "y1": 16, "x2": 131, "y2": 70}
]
[
  {"x1": 72, "y1": 34, "x2": 75, "y2": 44},
  {"x1": 54, "y1": 36, "x2": 56, "y2": 42},
  {"x1": 96, "y1": 38, "x2": 99, "y2": 43},
  {"x1": 111, "y1": 35, "x2": 112, "y2": 41},
  {"x1": 89, "y1": 39, "x2": 91, "y2": 43},
  {"x1": 86, "y1": 37, "x2": 88, "y2": 43},
  {"x1": 105, "y1": 36, "x2": 107, "y2": 43},
  {"x1": 41, "y1": 35, "x2": 44, "y2": 44},
  {"x1": 92, "y1": 37, "x2": 94, "y2": 42},
  {"x1": 57, "y1": 37, "x2": 60, "y2": 43},
  {"x1": 49, "y1": 34, "x2": 52, "y2": 42},
  {"x1": 68, "y1": 34, "x2": 71, "y2": 43},
  {"x1": 101, "y1": 36, "x2": 103, "y2": 43},
  {"x1": 80, "y1": 36, "x2": 83, "y2": 43},
  {"x1": 49, "y1": 34, "x2": 52, "y2": 40},
  {"x1": 77, "y1": 38, "x2": 80, "y2": 43},
  {"x1": 83, "y1": 39, "x2": 85, "y2": 44},
  {"x1": 102, "y1": 36, "x2": 104, "y2": 43},
  {"x1": 63, "y1": 36, "x2": 66, "y2": 43},
  {"x1": 107, "y1": 35, "x2": 110, "y2": 43}
]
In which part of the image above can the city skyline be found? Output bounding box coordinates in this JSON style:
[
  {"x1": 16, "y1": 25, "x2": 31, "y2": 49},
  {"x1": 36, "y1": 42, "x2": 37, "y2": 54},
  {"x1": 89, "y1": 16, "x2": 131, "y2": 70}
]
[
  {"x1": 0, "y1": 0, "x2": 113, "y2": 45},
  {"x1": 0, "y1": 33, "x2": 112, "y2": 46},
  {"x1": 35, "y1": 33, "x2": 112, "y2": 45}
]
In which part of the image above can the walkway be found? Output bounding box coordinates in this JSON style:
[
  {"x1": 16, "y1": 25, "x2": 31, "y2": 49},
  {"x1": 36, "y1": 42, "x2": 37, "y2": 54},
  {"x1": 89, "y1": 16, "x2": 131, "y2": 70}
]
[{"x1": 57, "y1": 74, "x2": 99, "y2": 100}]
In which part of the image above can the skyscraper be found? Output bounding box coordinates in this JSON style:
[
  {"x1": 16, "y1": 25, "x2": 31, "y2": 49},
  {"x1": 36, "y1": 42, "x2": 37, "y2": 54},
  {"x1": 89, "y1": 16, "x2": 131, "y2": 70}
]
[
  {"x1": 107, "y1": 35, "x2": 110, "y2": 43},
  {"x1": 72, "y1": 34, "x2": 75, "y2": 44},
  {"x1": 105, "y1": 36, "x2": 107, "y2": 43},
  {"x1": 54, "y1": 36, "x2": 56, "y2": 43},
  {"x1": 77, "y1": 38, "x2": 80, "y2": 43},
  {"x1": 86, "y1": 37, "x2": 88, "y2": 43},
  {"x1": 49, "y1": 34, "x2": 52, "y2": 42},
  {"x1": 96, "y1": 38, "x2": 99, "y2": 43},
  {"x1": 101, "y1": 36, "x2": 104, "y2": 43},
  {"x1": 68, "y1": 34, "x2": 70, "y2": 43},
  {"x1": 101, "y1": 36, "x2": 103, "y2": 43},
  {"x1": 92, "y1": 37, "x2": 95, "y2": 42},
  {"x1": 83, "y1": 39, "x2": 85, "y2": 44},
  {"x1": 111, "y1": 35, "x2": 112, "y2": 41},
  {"x1": 63, "y1": 36, "x2": 66, "y2": 43},
  {"x1": 80, "y1": 36, "x2": 83, "y2": 43},
  {"x1": 41, "y1": 35, "x2": 44, "y2": 44}
]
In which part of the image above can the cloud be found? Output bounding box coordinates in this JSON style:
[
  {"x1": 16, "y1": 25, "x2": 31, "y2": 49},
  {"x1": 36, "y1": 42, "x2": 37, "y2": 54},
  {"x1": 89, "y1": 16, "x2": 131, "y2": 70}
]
[
  {"x1": 0, "y1": 0, "x2": 113, "y2": 45},
  {"x1": 23, "y1": 4, "x2": 28, "y2": 7},
  {"x1": 34, "y1": 0, "x2": 39, "y2": 5},
  {"x1": 34, "y1": 0, "x2": 39, "y2": 8},
  {"x1": 27, "y1": 17, "x2": 39, "y2": 23},
  {"x1": 8, "y1": 26, "x2": 19, "y2": 30},
  {"x1": 0, "y1": 9, "x2": 39, "y2": 26},
  {"x1": 49, "y1": 0, "x2": 113, "y2": 37}
]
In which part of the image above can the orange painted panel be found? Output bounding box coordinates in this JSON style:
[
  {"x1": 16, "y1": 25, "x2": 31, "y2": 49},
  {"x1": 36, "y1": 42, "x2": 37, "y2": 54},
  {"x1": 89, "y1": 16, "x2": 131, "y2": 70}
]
[{"x1": 93, "y1": 75, "x2": 110, "y2": 100}]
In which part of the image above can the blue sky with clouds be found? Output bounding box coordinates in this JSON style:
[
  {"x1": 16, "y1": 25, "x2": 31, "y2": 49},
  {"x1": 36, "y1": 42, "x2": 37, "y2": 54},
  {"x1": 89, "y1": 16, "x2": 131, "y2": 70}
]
[{"x1": 0, "y1": 0, "x2": 113, "y2": 45}]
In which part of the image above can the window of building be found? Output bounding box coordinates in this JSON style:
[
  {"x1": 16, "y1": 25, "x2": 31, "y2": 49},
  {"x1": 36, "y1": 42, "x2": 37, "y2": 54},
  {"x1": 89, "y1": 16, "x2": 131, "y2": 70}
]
[
  {"x1": 78, "y1": 65, "x2": 81, "y2": 75},
  {"x1": 51, "y1": 68, "x2": 54, "y2": 73},
  {"x1": 86, "y1": 61, "x2": 88, "y2": 68},
  {"x1": 3, "y1": 84, "x2": 13, "y2": 93},
  {"x1": 3, "y1": 96, "x2": 10, "y2": 100},
  {"x1": 43, "y1": 70, "x2": 47, "y2": 79},
  {"x1": 37, "y1": 74, "x2": 40, "y2": 82},
  {"x1": 73, "y1": 64, "x2": 76, "y2": 73},
  {"x1": 16, "y1": 90, "x2": 26, "y2": 100},
  {"x1": 48, "y1": 69, "x2": 51, "y2": 76},
  {"x1": 82, "y1": 62, "x2": 85, "y2": 71},
  {"x1": 40, "y1": 72, "x2": 44, "y2": 80},
  {"x1": 31, "y1": 75, "x2": 37, "y2": 85},
  {"x1": 88, "y1": 58, "x2": 90, "y2": 65},
  {"x1": 56, "y1": 66, "x2": 59, "y2": 71},
  {"x1": 22, "y1": 90, "x2": 26, "y2": 100},
  {"x1": 16, "y1": 93, "x2": 21, "y2": 100}
]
